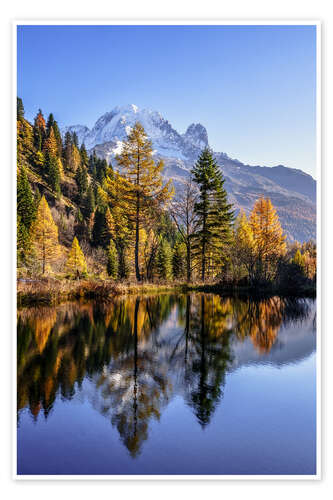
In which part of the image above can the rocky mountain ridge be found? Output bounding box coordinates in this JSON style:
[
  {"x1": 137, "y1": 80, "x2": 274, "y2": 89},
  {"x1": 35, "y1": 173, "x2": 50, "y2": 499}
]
[{"x1": 63, "y1": 104, "x2": 316, "y2": 242}]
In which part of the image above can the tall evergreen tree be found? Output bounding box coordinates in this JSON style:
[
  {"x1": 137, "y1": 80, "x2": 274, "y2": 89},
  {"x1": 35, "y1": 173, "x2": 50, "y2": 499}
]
[
  {"x1": 17, "y1": 215, "x2": 30, "y2": 266},
  {"x1": 75, "y1": 164, "x2": 88, "y2": 202},
  {"x1": 17, "y1": 167, "x2": 36, "y2": 261},
  {"x1": 63, "y1": 131, "x2": 72, "y2": 169},
  {"x1": 72, "y1": 131, "x2": 79, "y2": 148},
  {"x1": 52, "y1": 121, "x2": 63, "y2": 156},
  {"x1": 116, "y1": 122, "x2": 173, "y2": 281},
  {"x1": 191, "y1": 148, "x2": 234, "y2": 281},
  {"x1": 88, "y1": 151, "x2": 98, "y2": 175},
  {"x1": 45, "y1": 152, "x2": 61, "y2": 196},
  {"x1": 33, "y1": 109, "x2": 46, "y2": 151},
  {"x1": 17, "y1": 166, "x2": 36, "y2": 231},
  {"x1": 46, "y1": 113, "x2": 55, "y2": 135},
  {"x1": 83, "y1": 184, "x2": 95, "y2": 219},
  {"x1": 45, "y1": 114, "x2": 62, "y2": 156},
  {"x1": 80, "y1": 143, "x2": 89, "y2": 166},
  {"x1": 156, "y1": 238, "x2": 172, "y2": 281},
  {"x1": 92, "y1": 207, "x2": 110, "y2": 248},
  {"x1": 96, "y1": 158, "x2": 108, "y2": 184},
  {"x1": 172, "y1": 240, "x2": 186, "y2": 279}
]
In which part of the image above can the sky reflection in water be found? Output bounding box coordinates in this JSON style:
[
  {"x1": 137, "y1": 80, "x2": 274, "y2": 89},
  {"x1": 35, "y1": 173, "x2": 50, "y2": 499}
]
[{"x1": 17, "y1": 293, "x2": 316, "y2": 475}]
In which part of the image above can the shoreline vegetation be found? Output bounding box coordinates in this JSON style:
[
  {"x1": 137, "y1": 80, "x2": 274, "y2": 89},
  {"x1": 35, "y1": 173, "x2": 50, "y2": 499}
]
[
  {"x1": 17, "y1": 277, "x2": 316, "y2": 308},
  {"x1": 17, "y1": 100, "x2": 317, "y2": 306}
]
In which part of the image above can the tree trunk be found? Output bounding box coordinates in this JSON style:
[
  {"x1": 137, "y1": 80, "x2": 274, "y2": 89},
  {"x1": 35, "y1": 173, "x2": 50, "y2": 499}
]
[
  {"x1": 135, "y1": 153, "x2": 141, "y2": 282},
  {"x1": 201, "y1": 205, "x2": 207, "y2": 282},
  {"x1": 135, "y1": 212, "x2": 141, "y2": 281},
  {"x1": 202, "y1": 235, "x2": 206, "y2": 282},
  {"x1": 42, "y1": 241, "x2": 45, "y2": 275},
  {"x1": 186, "y1": 240, "x2": 191, "y2": 282}
]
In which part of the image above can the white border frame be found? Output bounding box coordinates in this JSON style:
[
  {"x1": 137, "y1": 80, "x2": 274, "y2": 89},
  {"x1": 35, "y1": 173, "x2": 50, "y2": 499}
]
[{"x1": 13, "y1": 19, "x2": 322, "y2": 481}]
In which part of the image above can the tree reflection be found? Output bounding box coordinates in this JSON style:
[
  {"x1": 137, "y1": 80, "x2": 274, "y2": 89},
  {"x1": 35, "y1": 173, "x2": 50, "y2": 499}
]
[
  {"x1": 17, "y1": 293, "x2": 313, "y2": 453},
  {"x1": 92, "y1": 297, "x2": 172, "y2": 457},
  {"x1": 232, "y1": 296, "x2": 312, "y2": 353}
]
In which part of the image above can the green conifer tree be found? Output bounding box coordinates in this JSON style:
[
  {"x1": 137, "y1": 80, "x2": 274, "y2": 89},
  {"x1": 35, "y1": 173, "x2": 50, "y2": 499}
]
[
  {"x1": 191, "y1": 148, "x2": 234, "y2": 281},
  {"x1": 46, "y1": 113, "x2": 62, "y2": 156},
  {"x1": 33, "y1": 109, "x2": 46, "y2": 151},
  {"x1": 46, "y1": 113, "x2": 55, "y2": 135},
  {"x1": 92, "y1": 207, "x2": 111, "y2": 248},
  {"x1": 45, "y1": 152, "x2": 61, "y2": 196},
  {"x1": 83, "y1": 184, "x2": 95, "y2": 219},
  {"x1": 80, "y1": 143, "x2": 89, "y2": 166},
  {"x1": 172, "y1": 240, "x2": 186, "y2": 279},
  {"x1": 17, "y1": 215, "x2": 30, "y2": 266},
  {"x1": 52, "y1": 121, "x2": 63, "y2": 156},
  {"x1": 63, "y1": 132, "x2": 72, "y2": 170},
  {"x1": 75, "y1": 165, "x2": 88, "y2": 201},
  {"x1": 156, "y1": 238, "x2": 172, "y2": 281},
  {"x1": 72, "y1": 131, "x2": 79, "y2": 148},
  {"x1": 17, "y1": 166, "x2": 36, "y2": 232}
]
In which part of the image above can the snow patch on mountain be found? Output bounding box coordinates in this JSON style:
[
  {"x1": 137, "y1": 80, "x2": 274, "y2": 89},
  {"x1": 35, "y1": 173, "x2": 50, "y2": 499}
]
[
  {"x1": 62, "y1": 104, "x2": 211, "y2": 161},
  {"x1": 62, "y1": 104, "x2": 316, "y2": 242},
  {"x1": 182, "y1": 123, "x2": 209, "y2": 150}
]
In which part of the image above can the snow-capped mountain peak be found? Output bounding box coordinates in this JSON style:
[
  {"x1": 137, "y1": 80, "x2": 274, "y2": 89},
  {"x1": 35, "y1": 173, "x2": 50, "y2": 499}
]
[
  {"x1": 62, "y1": 105, "x2": 209, "y2": 161},
  {"x1": 61, "y1": 104, "x2": 316, "y2": 243},
  {"x1": 183, "y1": 123, "x2": 209, "y2": 150}
]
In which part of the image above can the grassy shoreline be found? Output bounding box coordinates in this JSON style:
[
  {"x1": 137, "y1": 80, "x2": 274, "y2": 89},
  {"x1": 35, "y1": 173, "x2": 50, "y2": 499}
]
[
  {"x1": 17, "y1": 278, "x2": 188, "y2": 307},
  {"x1": 17, "y1": 277, "x2": 316, "y2": 308}
]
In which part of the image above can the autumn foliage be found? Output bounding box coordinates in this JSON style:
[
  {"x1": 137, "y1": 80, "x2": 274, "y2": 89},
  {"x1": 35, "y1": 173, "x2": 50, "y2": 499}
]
[{"x1": 16, "y1": 97, "x2": 316, "y2": 292}]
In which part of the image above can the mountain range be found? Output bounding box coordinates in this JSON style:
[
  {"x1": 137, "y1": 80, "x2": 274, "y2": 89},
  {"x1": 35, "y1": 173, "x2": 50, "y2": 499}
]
[{"x1": 63, "y1": 104, "x2": 316, "y2": 242}]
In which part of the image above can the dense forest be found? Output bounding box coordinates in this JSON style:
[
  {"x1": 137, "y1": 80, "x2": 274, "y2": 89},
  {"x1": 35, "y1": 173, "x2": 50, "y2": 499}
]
[{"x1": 16, "y1": 98, "x2": 316, "y2": 298}]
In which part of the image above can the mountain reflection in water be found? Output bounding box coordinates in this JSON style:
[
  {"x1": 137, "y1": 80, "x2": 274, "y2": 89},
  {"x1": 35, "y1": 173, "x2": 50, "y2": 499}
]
[{"x1": 17, "y1": 294, "x2": 316, "y2": 458}]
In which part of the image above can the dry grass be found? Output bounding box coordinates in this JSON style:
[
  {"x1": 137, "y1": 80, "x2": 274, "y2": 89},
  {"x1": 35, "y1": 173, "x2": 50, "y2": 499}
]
[{"x1": 17, "y1": 278, "x2": 187, "y2": 307}]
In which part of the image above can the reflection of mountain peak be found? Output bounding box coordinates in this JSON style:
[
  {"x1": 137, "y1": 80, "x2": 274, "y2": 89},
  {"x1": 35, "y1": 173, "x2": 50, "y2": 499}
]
[{"x1": 17, "y1": 295, "x2": 316, "y2": 455}]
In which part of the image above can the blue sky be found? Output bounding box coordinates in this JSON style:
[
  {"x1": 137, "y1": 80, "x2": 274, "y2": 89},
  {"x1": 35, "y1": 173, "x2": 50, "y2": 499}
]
[{"x1": 17, "y1": 25, "x2": 317, "y2": 176}]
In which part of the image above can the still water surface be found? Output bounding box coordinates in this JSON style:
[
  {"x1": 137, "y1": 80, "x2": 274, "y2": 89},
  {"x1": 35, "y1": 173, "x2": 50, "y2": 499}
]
[{"x1": 17, "y1": 293, "x2": 316, "y2": 475}]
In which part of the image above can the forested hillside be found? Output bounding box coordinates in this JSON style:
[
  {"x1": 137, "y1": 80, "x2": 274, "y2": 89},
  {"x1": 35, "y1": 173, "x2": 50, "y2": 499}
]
[{"x1": 17, "y1": 99, "x2": 316, "y2": 296}]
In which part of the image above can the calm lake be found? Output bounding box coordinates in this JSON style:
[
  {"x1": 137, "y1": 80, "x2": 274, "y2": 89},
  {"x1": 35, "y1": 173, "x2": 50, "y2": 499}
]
[{"x1": 17, "y1": 293, "x2": 316, "y2": 476}]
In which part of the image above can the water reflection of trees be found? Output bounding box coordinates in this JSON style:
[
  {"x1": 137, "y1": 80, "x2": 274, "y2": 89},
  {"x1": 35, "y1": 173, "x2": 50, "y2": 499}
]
[
  {"x1": 173, "y1": 294, "x2": 234, "y2": 427},
  {"x1": 231, "y1": 296, "x2": 312, "y2": 353},
  {"x1": 17, "y1": 294, "x2": 313, "y2": 454}
]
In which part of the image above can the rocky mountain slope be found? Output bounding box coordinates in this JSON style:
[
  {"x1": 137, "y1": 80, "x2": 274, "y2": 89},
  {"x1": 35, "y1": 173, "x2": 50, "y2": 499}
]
[{"x1": 63, "y1": 105, "x2": 316, "y2": 242}]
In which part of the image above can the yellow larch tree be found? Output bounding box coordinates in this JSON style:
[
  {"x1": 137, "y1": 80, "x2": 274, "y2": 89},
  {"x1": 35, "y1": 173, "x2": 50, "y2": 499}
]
[
  {"x1": 71, "y1": 145, "x2": 82, "y2": 172},
  {"x1": 249, "y1": 197, "x2": 286, "y2": 280},
  {"x1": 65, "y1": 237, "x2": 87, "y2": 277},
  {"x1": 233, "y1": 210, "x2": 256, "y2": 282},
  {"x1": 43, "y1": 127, "x2": 58, "y2": 157},
  {"x1": 104, "y1": 172, "x2": 133, "y2": 278},
  {"x1": 31, "y1": 195, "x2": 60, "y2": 274},
  {"x1": 116, "y1": 122, "x2": 174, "y2": 281}
]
